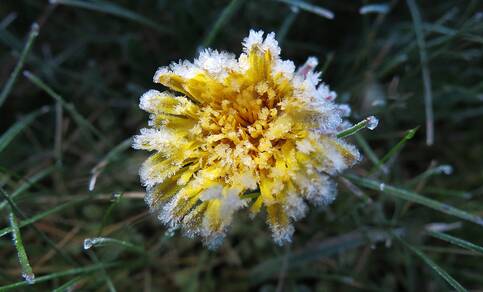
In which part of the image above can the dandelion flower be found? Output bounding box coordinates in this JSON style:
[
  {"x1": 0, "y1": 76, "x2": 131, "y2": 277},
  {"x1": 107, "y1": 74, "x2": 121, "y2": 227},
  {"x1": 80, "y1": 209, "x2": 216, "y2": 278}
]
[{"x1": 133, "y1": 30, "x2": 360, "y2": 247}]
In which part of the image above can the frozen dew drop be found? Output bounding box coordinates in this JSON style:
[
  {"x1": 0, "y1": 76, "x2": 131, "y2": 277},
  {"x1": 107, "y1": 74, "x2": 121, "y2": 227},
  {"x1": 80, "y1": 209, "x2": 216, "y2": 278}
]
[
  {"x1": 366, "y1": 116, "x2": 379, "y2": 130},
  {"x1": 379, "y1": 183, "x2": 385, "y2": 191},
  {"x1": 83, "y1": 237, "x2": 107, "y2": 250},
  {"x1": 22, "y1": 272, "x2": 35, "y2": 284},
  {"x1": 83, "y1": 238, "x2": 93, "y2": 250},
  {"x1": 111, "y1": 192, "x2": 122, "y2": 201},
  {"x1": 88, "y1": 175, "x2": 97, "y2": 192},
  {"x1": 437, "y1": 164, "x2": 453, "y2": 175},
  {"x1": 30, "y1": 22, "x2": 39, "y2": 34}
]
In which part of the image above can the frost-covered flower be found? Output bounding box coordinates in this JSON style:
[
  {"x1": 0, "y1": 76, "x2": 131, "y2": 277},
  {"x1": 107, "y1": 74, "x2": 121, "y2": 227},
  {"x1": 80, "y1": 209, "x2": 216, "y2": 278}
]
[{"x1": 133, "y1": 30, "x2": 360, "y2": 248}]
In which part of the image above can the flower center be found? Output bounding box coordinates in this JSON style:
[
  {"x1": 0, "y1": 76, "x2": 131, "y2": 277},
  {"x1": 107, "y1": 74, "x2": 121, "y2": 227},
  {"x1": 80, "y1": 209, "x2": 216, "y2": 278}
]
[{"x1": 195, "y1": 78, "x2": 291, "y2": 166}]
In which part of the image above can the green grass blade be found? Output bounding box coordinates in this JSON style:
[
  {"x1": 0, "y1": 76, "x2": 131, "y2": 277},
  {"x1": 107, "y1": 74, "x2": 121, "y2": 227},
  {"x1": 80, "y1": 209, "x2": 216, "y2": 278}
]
[
  {"x1": 406, "y1": 0, "x2": 434, "y2": 145},
  {"x1": 424, "y1": 187, "x2": 472, "y2": 199},
  {"x1": 83, "y1": 237, "x2": 145, "y2": 254},
  {"x1": 51, "y1": 0, "x2": 169, "y2": 33},
  {"x1": 395, "y1": 236, "x2": 467, "y2": 292},
  {"x1": 0, "y1": 23, "x2": 39, "y2": 108},
  {"x1": 407, "y1": 164, "x2": 453, "y2": 187},
  {"x1": 0, "y1": 195, "x2": 91, "y2": 238},
  {"x1": 202, "y1": 0, "x2": 245, "y2": 47},
  {"x1": 277, "y1": 5, "x2": 299, "y2": 46},
  {"x1": 0, "y1": 187, "x2": 79, "y2": 265},
  {"x1": 251, "y1": 227, "x2": 404, "y2": 283},
  {"x1": 89, "y1": 138, "x2": 133, "y2": 191},
  {"x1": 52, "y1": 277, "x2": 82, "y2": 292},
  {"x1": 87, "y1": 251, "x2": 117, "y2": 292},
  {"x1": 370, "y1": 127, "x2": 419, "y2": 173},
  {"x1": 0, "y1": 166, "x2": 55, "y2": 210},
  {"x1": 8, "y1": 210, "x2": 35, "y2": 284},
  {"x1": 23, "y1": 71, "x2": 102, "y2": 140},
  {"x1": 97, "y1": 192, "x2": 124, "y2": 236},
  {"x1": 0, "y1": 106, "x2": 49, "y2": 153},
  {"x1": 0, "y1": 262, "x2": 123, "y2": 290},
  {"x1": 336, "y1": 116, "x2": 379, "y2": 138},
  {"x1": 276, "y1": 0, "x2": 334, "y2": 19},
  {"x1": 346, "y1": 174, "x2": 483, "y2": 227},
  {"x1": 354, "y1": 133, "x2": 383, "y2": 169},
  {"x1": 429, "y1": 231, "x2": 483, "y2": 255}
]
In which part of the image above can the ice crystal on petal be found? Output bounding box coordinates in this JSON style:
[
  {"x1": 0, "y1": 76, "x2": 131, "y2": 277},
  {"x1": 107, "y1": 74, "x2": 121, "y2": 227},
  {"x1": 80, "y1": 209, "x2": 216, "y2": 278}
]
[
  {"x1": 242, "y1": 30, "x2": 264, "y2": 52},
  {"x1": 134, "y1": 30, "x2": 361, "y2": 247},
  {"x1": 271, "y1": 224, "x2": 295, "y2": 246},
  {"x1": 194, "y1": 49, "x2": 238, "y2": 80}
]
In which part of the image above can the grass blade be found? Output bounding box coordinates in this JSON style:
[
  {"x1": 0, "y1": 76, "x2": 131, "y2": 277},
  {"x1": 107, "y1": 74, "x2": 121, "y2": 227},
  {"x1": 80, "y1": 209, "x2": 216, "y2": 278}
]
[
  {"x1": 424, "y1": 187, "x2": 472, "y2": 199},
  {"x1": 395, "y1": 236, "x2": 467, "y2": 292},
  {"x1": 251, "y1": 227, "x2": 404, "y2": 283},
  {"x1": 347, "y1": 174, "x2": 483, "y2": 227},
  {"x1": 336, "y1": 116, "x2": 379, "y2": 138},
  {"x1": 0, "y1": 23, "x2": 39, "y2": 108},
  {"x1": 428, "y1": 231, "x2": 483, "y2": 255},
  {"x1": 359, "y1": 3, "x2": 390, "y2": 15},
  {"x1": 354, "y1": 133, "x2": 384, "y2": 170},
  {"x1": 87, "y1": 251, "x2": 117, "y2": 292},
  {"x1": 0, "y1": 106, "x2": 49, "y2": 153},
  {"x1": 0, "y1": 166, "x2": 55, "y2": 210},
  {"x1": 406, "y1": 0, "x2": 434, "y2": 145},
  {"x1": 8, "y1": 210, "x2": 35, "y2": 284},
  {"x1": 0, "y1": 195, "x2": 91, "y2": 238},
  {"x1": 97, "y1": 192, "x2": 123, "y2": 236},
  {"x1": 202, "y1": 0, "x2": 245, "y2": 47},
  {"x1": 277, "y1": 4, "x2": 299, "y2": 46},
  {"x1": 0, "y1": 187, "x2": 78, "y2": 265},
  {"x1": 0, "y1": 13, "x2": 17, "y2": 29},
  {"x1": 83, "y1": 237, "x2": 145, "y2": 254},
  {"x1": 52, "y1": 277, "x2": 82, "y2": 292},
  {"x1": 0, "y1": 262, "x2": 123, "y2": 290},
  {"x1": 89, "y1": 138, "x2": 132, "y2": 191},
  {"x1": 51, "y1": 0, "x2": 169, "y2": 33},
  {"x1": 23, "y1": 71, "x2": 102, "y2": 140},
  {"x1": 407, "y1": 164, "x2": 453, "y2": 187},
  {"x1": 370, "y1": 127, "x2": 419, "y2": 173},
  {"x1": 276, "y1": 0, "x2": 334, "y2": 19}
]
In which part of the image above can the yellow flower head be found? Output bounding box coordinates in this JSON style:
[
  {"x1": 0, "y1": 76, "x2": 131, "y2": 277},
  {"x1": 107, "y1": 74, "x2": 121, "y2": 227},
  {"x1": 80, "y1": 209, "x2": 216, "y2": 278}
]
[{"x1": 134, "y1": 30, "x2": 360, "y2": 247}]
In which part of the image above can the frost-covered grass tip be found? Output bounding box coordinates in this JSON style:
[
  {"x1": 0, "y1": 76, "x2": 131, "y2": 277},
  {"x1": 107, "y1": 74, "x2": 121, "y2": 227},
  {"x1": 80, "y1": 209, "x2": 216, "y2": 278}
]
[{"x1": 133, "y1": 30, "x2": 361, "y2": 248}]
